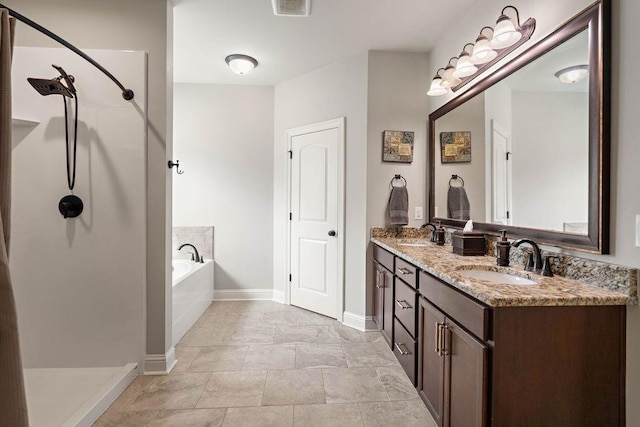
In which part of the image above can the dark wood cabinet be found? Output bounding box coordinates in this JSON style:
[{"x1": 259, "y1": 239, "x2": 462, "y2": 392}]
[
  {"x1": 419, "y1": 296, "x2": 487, "y2": 427},
  {"x1": 372, "y1": 245, "x2": 394, "y2": 347}
]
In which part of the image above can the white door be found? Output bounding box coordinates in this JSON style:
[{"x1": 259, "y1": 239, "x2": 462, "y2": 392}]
[
  {"x1": 492, "y1": 121, "x2": 512, "y2": 225},
  {"x1": 288, "y1": 118, "x2": 344, "y2": 319}
]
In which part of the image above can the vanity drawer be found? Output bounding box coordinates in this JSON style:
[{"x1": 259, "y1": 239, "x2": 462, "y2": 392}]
[
  {"x1": 395, "y1": 257, "x2": 417, "y2": 289},
  {"x1": 373, "y1": 244, "x2": 394, "y2": 272},
  {"x1": 395, "y1": 278, "x2": 418, "y2": 337},
  {"x1": 419, "y1": 271, "x2": 489, "y2": 342},
  {"x1": 393, "y1": 318, "x2": 417, "y2": 386}
]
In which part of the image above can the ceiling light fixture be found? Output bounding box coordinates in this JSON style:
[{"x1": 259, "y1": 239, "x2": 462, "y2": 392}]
[
  {"x1": 555, "y1": 65, "x2": 589, "y2": 83},
  {"x1": 489, "y1": 6, "x2": 523, "y2": 50},
  {"x1": 470, "y1": 27, "x2": 498, "y2": 64},
  {"x1": 427, "y1": 5, "x2": 535, "y2": 96},
  {"x1": 224, "y1": 54, "x2": 258, "y2": 75},
  {"x1": 453, "y1": 43, "x2": 479, "y2": 78},
  {"x1": 427, "y1": 68, "x2": 449, "y2": 97}
]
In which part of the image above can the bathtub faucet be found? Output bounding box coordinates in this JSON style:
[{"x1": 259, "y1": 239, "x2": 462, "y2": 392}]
[{"x1": 177, "y1": 243, "x2": 204, "y2": 263}]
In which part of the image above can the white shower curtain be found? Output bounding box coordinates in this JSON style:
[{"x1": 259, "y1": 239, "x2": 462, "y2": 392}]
[{"x1": 0, "y1": 8, "x2": 29, "y2": 427}]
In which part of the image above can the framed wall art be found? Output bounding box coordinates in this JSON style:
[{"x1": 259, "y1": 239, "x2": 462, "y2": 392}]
[
  {"x1": 383, "y1": 130, "x2": 414, "y2": 163},
  {"x1": 440, "y1": 131, "x2": 471, "y2": 163}
]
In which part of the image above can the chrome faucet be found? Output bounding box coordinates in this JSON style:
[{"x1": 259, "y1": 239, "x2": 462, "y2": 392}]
[
  {"x1": 177, "y1": 243, "x2": 203, "y2": 263},
  {"x1": 511, "y1": 239, "x2": 543, "y2": 272},
  {"x1": 420, "y1": 222, "x2": 437, "y2": 242}
]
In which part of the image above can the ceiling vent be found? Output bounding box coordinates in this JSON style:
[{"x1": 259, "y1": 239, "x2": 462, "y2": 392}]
[{"x1": 272, "y1": 0, "x2": 310, "y2": 17}]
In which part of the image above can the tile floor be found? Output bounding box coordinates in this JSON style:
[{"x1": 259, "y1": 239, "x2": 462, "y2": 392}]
[{"x1": 95, "y1": 301, "x2": 437, "y2": 426}]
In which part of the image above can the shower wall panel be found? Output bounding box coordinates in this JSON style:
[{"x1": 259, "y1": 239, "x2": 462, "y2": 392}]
[{"x1": 10, "y1": 47, "x2": 147, "y2": 368}]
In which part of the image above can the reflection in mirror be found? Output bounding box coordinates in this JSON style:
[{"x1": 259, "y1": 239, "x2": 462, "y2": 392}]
[
  {"x1": 434, "y1": 30, "x2": 589, "y2": 234},
  {"x1": 428, "y1": 0, "x2": 609, "y2": 253}
]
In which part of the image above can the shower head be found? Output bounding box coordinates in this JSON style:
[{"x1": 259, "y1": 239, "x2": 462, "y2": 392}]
[{"x1": 27, "y1": 64, "x2": 76, "y2": 98}]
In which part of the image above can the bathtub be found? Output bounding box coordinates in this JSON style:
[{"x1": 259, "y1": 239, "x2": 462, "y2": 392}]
[{"x1": 172, "y1": 259, "x2": 214, "y2": 347}]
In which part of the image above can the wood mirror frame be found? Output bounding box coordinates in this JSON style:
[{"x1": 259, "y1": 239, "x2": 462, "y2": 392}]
[{"x1": 428, "y1": 0, "x2": 610, "y2": 254}]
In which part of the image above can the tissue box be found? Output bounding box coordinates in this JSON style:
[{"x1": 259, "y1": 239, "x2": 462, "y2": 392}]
[{"x1": 452, "y1": 231, "x2": 486, "y2": 256}]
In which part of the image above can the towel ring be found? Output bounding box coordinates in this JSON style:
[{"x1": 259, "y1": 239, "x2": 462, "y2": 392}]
[
  {"x1": 449, "y1": 174, "x2": 464, "y2": 187},
  {"x1": 390, "y1": 174, "x2": 407, "y2": 189}
]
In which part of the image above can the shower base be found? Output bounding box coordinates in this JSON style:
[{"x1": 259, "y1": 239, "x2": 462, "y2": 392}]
[{"x1": 24, "y1": 363, "x2": 137, "y2": 427}]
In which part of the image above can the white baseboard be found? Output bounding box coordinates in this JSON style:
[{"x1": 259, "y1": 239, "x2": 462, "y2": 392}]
[
  {"x1": 67, "y1": 363, "x2": 138, "y2": 427},
  {"x1": 144, "y1": 347, "x2": 177, "y2": 375},
  {"x1": 214, "y1": 289, "x2": 275, "y2": 301},
  {"x1": 342, "y1": 311, "x2": 377, "y2": 332},
  {"x1": 272, "y1": 289, "x2": 285, "y2": 304}
]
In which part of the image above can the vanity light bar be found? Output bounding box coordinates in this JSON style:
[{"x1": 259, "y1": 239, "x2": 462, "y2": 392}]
[{"x1": 428, "y1": 5, "x2": 536, "y2": 96}]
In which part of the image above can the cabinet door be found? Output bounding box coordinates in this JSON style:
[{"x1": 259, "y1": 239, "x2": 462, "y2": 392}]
[
  {"x1": 381, "y1": 269, "x2": 394, "y2": 346},
  {"x1": 444, "y1": 319, "x2": 487, "y2": 427},
  {"x1": 418, "y1": 297, "x2": 446, "y2": 426},
  {"x1": 372, "y1": 262, "x2": 384, "y2": 331}
]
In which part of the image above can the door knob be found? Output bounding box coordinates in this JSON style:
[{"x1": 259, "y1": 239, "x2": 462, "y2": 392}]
[{"x1": 328, "y1": 230, "x2": 336, "y2": 237}]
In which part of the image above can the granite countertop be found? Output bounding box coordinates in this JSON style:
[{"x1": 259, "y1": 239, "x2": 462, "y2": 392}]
[{"x1": 372, "y1": 237, "x2": 635, "y2": 307}]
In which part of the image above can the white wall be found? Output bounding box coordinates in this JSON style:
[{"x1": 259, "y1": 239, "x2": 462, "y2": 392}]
[
  {"x1": 173, "y1": 83, "x2": 274, "y2": 292},
  {"x1": 429, "y1": 0, "x2": 640, "y2": 423},
  {"x1": 11, "y1": 48, "x2": 147, "y2": 368},
  {"x1": 274, "y1": 53, "x2": 369, "y2": 317},
  {"x1": 511, "y1": 91, "x2": 588, "y2": 230},
  {"x1": 6, "y1": 0, "x2": 173, "y2": 367}
]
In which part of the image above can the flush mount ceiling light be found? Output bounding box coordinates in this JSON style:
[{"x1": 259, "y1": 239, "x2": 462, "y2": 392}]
[
  {"x1": 555, "y1": 65, "x2": 589, "y2": 83},
  {"x1": 453, "y1": 43, "x2": 478, "y2": 78},
  {"x1": 490, "y1": 6, "x2": 523, "y2": 49},
  {"x1": 224, "y1": 54, "x2": 258, "y2": 75},
  {"x1": 427, "y1": 68, "x2": 449, "y2": 96},
  {"x1": 427, "y1": 5, "x2": 535, "y2": 96},
  {"x1": 470, "y1": 27, "x2": 498, "y2": 64}
]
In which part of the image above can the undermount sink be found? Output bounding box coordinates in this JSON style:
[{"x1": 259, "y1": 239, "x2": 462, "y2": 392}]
[
  {"x1": 398, "y1": 240, "x2": 431, "y2": 247},
  {"x1": 456, "y1": 268, "x2": 538, "y2": 285}
]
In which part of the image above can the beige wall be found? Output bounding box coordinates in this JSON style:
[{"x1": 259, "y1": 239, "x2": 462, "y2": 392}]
[
  {"x1": 6, "y1": 0, "x2": 173, "y2": 366},
  {"x1": 429, "y1": 0, "x2": 640, "y2": 422}
]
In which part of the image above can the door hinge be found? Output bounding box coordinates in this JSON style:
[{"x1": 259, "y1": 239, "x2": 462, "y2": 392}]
[
  {"x1": 506, "y1": 151, "x2": 512, "y2": 160},
  {"x1": 289, "y1": 274, "x2": 292, "y2": 282},
  {"x1": 288, "y1": 150, "x2": 292, "y2": 159},
  {"x1": 289, "y1": 212, "x2": 292, "y2": 221},
  {"x1": 506, "y1": 211, "x2": 510, "y2": 219}
]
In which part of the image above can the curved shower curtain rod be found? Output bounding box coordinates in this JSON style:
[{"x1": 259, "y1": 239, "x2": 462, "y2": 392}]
[{"x1": 0, "y1": 3, "x2": 135, "y2": 101}]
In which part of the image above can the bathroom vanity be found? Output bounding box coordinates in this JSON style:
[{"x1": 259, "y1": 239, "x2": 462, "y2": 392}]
[{"x1": 371, "y1": 237, "x2": 632, "y2": 426}]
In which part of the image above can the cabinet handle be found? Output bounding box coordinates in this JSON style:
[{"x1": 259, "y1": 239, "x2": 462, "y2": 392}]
[
  {"x1": 395, "y1": 299, "x2": 411, "y2": 309},
  {"x1": 375, "y1": 271, "x2": 381, "y2": 289},
  {"x1": 396, "y1": 267, "x2": 412, "y2": 275},
  {"x1": 394, "y1": 342, "x2": 410, "y2": 355},
  {"x1": 435, "y1": 322, "x2": 441, "y2": 355},
  {"x1": 440, "y1": 324, "x2": 449, "y2": 356}
]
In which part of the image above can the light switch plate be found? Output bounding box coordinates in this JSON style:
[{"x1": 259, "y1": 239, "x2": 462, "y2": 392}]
[
  {"x1": 415, "y1": 207, "x2": 423, "y2": 220},
  {"x1": 636, "y1": 215, "x2": 640, "y2": 247}
]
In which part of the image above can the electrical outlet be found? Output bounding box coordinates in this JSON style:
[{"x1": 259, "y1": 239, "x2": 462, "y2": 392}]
[
  {"x1": 636, "y1": 215, "x2": 640, "y2": 247},
  {"x1": 415, "y1": 207, "x2": 423, "y2": 220}
]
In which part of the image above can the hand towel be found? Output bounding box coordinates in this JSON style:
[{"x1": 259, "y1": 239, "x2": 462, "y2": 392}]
[
  {"x1": 447, "y1": 186, "x2": 470, "y2": 220},
  {"x1": 388, "y1": 186, "x2": 409, "y2": 225}
]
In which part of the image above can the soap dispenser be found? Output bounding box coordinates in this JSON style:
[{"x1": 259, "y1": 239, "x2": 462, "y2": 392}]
[
  {"x1": 435, "y1": 222, "x2": 446, "y2": 246},
  {"x1": 496, "y1": 229, "x2": 510, "y2": 266}
]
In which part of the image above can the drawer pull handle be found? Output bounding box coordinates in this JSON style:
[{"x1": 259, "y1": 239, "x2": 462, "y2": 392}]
[
  {"x1": 394, "y1": 342, "x2": 410, "y2": 355},
  {"x1": 440, "y1": 324, "x2": 449, "y2": 356},
  {"x1": 396, "y1": 267, "x2": 413, "y2": 275},
  {"x1": 395, "y1": 299, "x2": 411, "y2": 310}
]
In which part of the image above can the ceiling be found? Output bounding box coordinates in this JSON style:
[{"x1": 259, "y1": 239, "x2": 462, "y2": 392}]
[{"x1": 173, "y1": 0, "x2": 475, "y2": 85}]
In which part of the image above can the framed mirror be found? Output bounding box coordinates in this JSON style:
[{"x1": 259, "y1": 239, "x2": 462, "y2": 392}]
[{"x1": 428, "y1": 0, "x2": 610, "y2": 253}]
